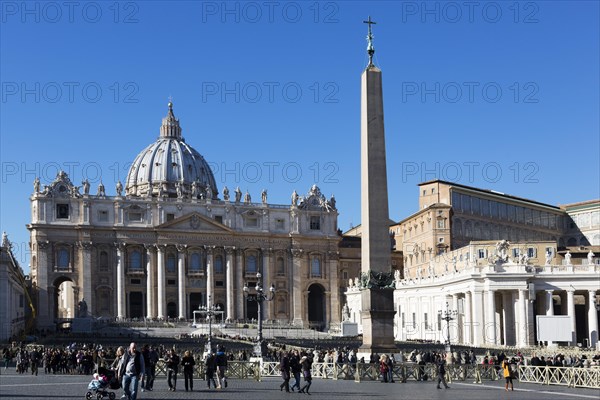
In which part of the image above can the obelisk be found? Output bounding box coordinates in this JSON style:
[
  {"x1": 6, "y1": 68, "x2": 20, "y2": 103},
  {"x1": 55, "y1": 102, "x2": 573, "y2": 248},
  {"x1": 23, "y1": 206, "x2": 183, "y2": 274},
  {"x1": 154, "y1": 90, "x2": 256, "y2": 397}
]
[{"x1": 358, "y1": 17, "x2": 396, "y2": 357}]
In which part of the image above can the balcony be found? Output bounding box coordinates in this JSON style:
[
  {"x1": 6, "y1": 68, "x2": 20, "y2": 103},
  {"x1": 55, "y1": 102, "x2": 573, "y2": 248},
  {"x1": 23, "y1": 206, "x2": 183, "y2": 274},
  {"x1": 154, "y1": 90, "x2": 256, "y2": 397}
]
[{"x1": 126, "y1": 268, "x2": 146, "y2": 276}]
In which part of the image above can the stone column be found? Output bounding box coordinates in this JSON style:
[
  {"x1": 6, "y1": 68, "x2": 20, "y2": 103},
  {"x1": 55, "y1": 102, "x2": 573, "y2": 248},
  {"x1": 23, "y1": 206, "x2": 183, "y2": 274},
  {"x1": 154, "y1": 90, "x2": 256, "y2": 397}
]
[
  {"x1": 236, "y1": 249, "x2": 244, "y2": 320},
  {"x1": 145, "y1": 245, "x2": 155, "y2": 319},
  {"x1": 329, "y1": 251, "x2": 341, "y2": 326},
  {"x1": 452, "y1": 294, "x2": 461, "y2": 343},
  {"x1": 78, "y1": 241, "x2": 93, "y2": 316},
  {"x1": 588, "y1": 290, "x2": 598, "y2": 348},
  {"x1": 567, "y1": 290, "x2": 576, "y2": 345},
  {"x1": 206, "y1": 246, "x2": 214, "y2": 308},
  {"x1": 116, "y1": 243, "x2": 125, "y2": 319},
  {"x1": 486, "y1": 289, "x2": 497, "y2": 345},
  {"x1": 262, "y1": 248, "x2": 272, "y2": 320},
  {"x1": 502, "y1": 291, "x2": 515, "y2": 346},
  {"x1": 545, "y1": 290, "x2": 555, "y2": 346},
  {"x1": 291, "y1": 249, "x2": 304, "y2": 326},
  {"x1": 463, "y1": 291, "x2": 472, "y2": 345},
  {"x1": 34, "y1": 241, "x2": 51, "y2": 328},
  {"x1": 225, "y1": 247, "x2": 235, "y2": 322},
  {"x1": 518, "y1": 289, "x2": 528, "y2": 347},
  {"x1": 177, "y1": 245, "x2": 187, "y2": 319},
  {"x1": 472, "y1": 291, "x2": 484, "y2": 346},
  {"x1": 156, "y1": 245, "x2": 166, "y2": 319}
]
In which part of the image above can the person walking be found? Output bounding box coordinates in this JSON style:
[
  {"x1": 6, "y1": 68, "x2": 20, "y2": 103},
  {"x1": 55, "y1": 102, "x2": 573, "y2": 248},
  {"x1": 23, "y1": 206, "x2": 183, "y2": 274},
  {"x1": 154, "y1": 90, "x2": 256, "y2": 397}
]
[
  {"x1": 436, "y1": 355, "x2": 450, "y2": 389},
  {"x1": 386, "y1": 354, "x2": 395, "y2": 383},
  {"x1": 290, "y1": 350, "x2": 302, "y2": 391},
  {"x1": 215, "y1": 345, "x2": 228, "y2": 389},
  {"x1": 502, "y1": 359, "x2": 514, "y2": 391},
  {"x1": 205, "y1": 352, "x2": 218, "y2": 389},
  {"x1": 379, "y1": 354, "x2": 389, "y2": 383},
  {"x1": 165, "y1": 348, "x2": 180, "y2": 392},
  {"x1": 299, "y1": 355, "x2": 312, "y2": 395},
  {"x1": 279, "y1": 351, "x2": 291, "y2": 392},
  {"x1": 117, "y1": 342, "x2": 145, "y2": 400},
  {"x1": 181, "y1": 350, "x2": 195, "y2": 391}
]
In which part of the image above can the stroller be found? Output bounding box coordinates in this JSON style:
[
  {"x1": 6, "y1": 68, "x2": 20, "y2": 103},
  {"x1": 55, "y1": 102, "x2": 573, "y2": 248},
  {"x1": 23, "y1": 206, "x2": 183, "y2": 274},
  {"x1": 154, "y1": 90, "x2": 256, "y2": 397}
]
[{"x1": 85, "y1": 367, "x2": 119, "y2": 400}]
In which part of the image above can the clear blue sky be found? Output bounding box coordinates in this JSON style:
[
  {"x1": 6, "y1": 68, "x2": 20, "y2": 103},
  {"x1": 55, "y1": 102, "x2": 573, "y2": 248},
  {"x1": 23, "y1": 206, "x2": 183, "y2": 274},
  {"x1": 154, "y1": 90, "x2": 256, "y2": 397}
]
[{"x1": 1, "y1": 1, "x2": 599, "y2": 273}]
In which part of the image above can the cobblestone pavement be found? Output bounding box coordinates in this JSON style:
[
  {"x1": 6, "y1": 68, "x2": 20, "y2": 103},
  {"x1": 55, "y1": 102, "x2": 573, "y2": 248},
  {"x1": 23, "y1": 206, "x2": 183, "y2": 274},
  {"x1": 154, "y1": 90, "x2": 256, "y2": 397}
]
[{"x1": 1, "y1": 369, "x2": 599, "y2": 400}]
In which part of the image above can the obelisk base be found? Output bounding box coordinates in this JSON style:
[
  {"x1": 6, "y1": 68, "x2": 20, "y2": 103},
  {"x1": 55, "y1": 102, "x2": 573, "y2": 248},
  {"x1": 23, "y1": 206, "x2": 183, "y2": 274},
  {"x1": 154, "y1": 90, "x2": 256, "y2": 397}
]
[{"x1": 357, "y1": 288, "x2": 396, "y2": 360}]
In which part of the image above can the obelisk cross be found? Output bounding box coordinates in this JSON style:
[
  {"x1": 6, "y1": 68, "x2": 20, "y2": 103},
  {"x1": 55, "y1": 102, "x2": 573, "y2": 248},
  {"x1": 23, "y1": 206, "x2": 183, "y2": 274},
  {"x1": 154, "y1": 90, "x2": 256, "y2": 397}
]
[{"x1": 363, "y1": 16, "x2": 376, "y2": 66}]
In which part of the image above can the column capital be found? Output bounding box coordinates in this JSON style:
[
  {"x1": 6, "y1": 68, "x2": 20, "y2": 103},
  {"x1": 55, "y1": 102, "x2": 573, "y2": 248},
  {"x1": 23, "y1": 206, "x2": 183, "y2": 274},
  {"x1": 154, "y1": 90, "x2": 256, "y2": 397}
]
[
  {"x1": 144, "y1": 244, "x2": 156, "y2": 252},
  {"x1": 37, "y1": 240, "x2": 50, "y2": 249},
  {"x1": 224, "y1": 246, "x2": 235, "y2": 255},
  {"x1": 156, "y1": 244, "x2": 167, "y2": 252},
  {"x1": 327, "y1": 250, "x2": 340, "y2": 260},
  {"x1": 546, "y1": 289, "x2": 554, "y2": 294},
  {"x1": 291, "y1": 248, "x2": 303, "y2": 258},
  {"x1": 115, "y1": 242, "x2": 127, "y2": 251},
  {"x1": 261, "y1": 248, "x2": 272, "y2": 256},
  {"x1": 176, "y1": 244, "x2": 187, "y2": 252},
  {"x1": 76, "y1": 241, "x2": 93, "y2": 250},
  {"x1": 204, "y1": 245, "x2": 215, "y2": 255}
]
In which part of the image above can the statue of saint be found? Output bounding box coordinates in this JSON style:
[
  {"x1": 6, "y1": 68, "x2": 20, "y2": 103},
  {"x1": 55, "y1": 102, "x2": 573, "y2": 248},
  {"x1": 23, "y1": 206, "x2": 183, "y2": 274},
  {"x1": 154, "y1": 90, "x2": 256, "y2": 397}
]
[
  {"x1": 206, "y1": 185, "x2": 213, "y2": 200},
  {"x1": 222, "y1": 186, "x2": 230, "y2": 201},
  {"x1": 176, "y1": 182, "x2": 183, "y2": 198},
  {"x1": 82, "y1": 179, "x2": 90, "y2": 195},
  {"x1": 545, "y1": 250, "x2": 552, "y2": 266},
  {"x1": 78, "y1": 298, "x2": 88, "y2": 318},
  {"x1": 261, "y1": 189, "x2": 267, "y2": 204},
  {"x1": 33, "y1": 177, "x2": 40, "y2": 193},
  {"x1": 291, "y1": 190, "x2": 299, "y2": 206},
  {"x1": 244, "y1": 191, "x2": 251, "y2": 204},
  {"x1": 191, "y1": 181, "x2": 198, "y2": 198},
  {"x1": 329, "y1": 194, "x2": 336, "y2": 209},
  {"x1": 97, "y1": 181, "x2": 105, "y2": 197},
  {"x1": 348, "y1": 278, "x2": 354, "y2": 288},
  {"x1": 234, "y1": 187, "x2": 242, "y2": 203},
  {"x1": 116, "y1": 181, "x2": 123, "y2": 196},
  {"x1": 342, "y1": 303, "x2": 350, "y2": 321},
  {"x1": 565, "y1": 251, "x2": 572, "y2": 265},
  {"x1": 587, "y1": 250, "x2": 595, "y2": 265}
]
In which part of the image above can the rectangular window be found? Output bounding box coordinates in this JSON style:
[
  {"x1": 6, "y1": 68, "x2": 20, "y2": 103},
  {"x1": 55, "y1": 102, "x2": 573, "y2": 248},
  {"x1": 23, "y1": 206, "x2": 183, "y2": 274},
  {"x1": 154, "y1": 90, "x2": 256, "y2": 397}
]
[
  {"x1": 214, "y1": 215, "x2": 223, "y2": 224},
  {"x1": 166, "y1": 213, "x2": 175, "y2": 222},
  {"x1": 167, "y1": 279, "x2": 176, "y2": 285},
  {"x1": 478, "y1": 249, "x2": 486, "y2": 259},
  {"x1": 462, "y1": 194, "x2": 470, "y2": 212},
  {"x1": 56, "y1": 204, "x2": 69, "y2": 219},
  {"x1": 245, "y1": 217, "x2": 258, "y2": 227},
  {"x1": 310, "y1": 216, "x2": 321, "y2": 230},
  {"x1": 499, "y1": 202, "x2": 507, "y2": 219},
  {"x1": 472, "y1": 197, "x2": 480, "y2": 213},
  {"x1": 275, "y1": 218, "x2": 285, "y2": 230},
  {"x1": 412, "y1": 312, "x2": 416, "y2": 328},
  {"x1": 513, "y1": 248, "x2": 520, "y2": 258},
  {"x1": 452, "y1": 192, "x2": 461, "y2": 210},
  {"x1": 401, "y1": 312, "x2": 405, "y2": 328},
  {"x1": 481, "y1": 199, "x2": 489, "y2": 217},
  {"x1": 215, "y1": 280, "x2": 224, "y2": 287},
  {"x1": 98, "y1": 210, "x2": 109, "y2": 222},
  {"x1": 129, "y1": 212, "x2": 143, "y2": 222},
  {"x1": 437, "y1": 219, "x2": 445, "y2": 229},
  {"x1": 527, "y1": 248, "x2": 537, "y2": 258},
  {"x1": 130, "y1": 279, "x2": 141, "y2": 285},
  {"x1": 437, "y1": 313, "x2": 442, "y2": 331},
  {"x1": 424, "y1": 313, "x2": 429, "y2": 330},
  {"x1": 490, "y1": 201, "x2": 498, "y2": 218}
]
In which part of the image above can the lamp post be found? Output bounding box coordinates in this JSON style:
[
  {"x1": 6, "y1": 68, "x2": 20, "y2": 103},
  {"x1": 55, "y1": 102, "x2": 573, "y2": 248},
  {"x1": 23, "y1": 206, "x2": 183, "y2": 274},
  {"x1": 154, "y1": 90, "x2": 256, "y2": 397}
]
[
  {"x1": 438, "y1": 301, "x2": 457, "y2": 352},
  {"x1": 198, "y1": 295, "x2": 223, "y2": 356},
  {"x1": 243, "y1": 272, "x2": 275, "y2": 358}
]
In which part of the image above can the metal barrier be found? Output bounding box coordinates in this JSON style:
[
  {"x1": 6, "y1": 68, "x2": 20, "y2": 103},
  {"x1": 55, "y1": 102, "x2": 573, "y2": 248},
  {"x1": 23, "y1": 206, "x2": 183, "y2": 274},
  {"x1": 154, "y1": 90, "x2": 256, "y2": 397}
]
[
  {"x1": 104, "y1": 359, "x2": 600, "y2": 388},
  {"x1": 518, "y1": 365, "x2": 600, "y2": 389}
]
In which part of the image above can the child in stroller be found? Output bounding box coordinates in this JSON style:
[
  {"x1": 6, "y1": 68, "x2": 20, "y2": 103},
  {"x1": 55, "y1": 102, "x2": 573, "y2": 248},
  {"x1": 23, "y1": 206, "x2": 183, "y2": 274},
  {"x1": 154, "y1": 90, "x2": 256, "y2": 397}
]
[{"x1": 86, "y1": 367, "x2": 119, "y2": 400}]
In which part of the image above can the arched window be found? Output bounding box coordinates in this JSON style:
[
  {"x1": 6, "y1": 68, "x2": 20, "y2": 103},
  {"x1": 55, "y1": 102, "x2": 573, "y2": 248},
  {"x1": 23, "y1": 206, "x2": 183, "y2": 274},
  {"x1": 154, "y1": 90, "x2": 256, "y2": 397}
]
[
  {"x1": 311, "y1": 257, "x2": 321, "y2": 277},
  {"x1": 246, "y1": 255, "x2": 257, "y2": 274},
  {"x1": 276, "y1": 257, "x2": 285, "y2": 276},
  {"x1": 57, "y1": 248, "x2": 70, "y2": 269},
  {"x1": 190, "y1": 253, "x2": 202, "y2": 272},
  {"x1": 129, "y1": 250, "x2": 142, "y2": 270},
  {"x1": 214, "y1": 255, "x2": 224, "y2": 274},
  {"x1": 167, "y1": 253, "x2": 177, "y2": 272}
]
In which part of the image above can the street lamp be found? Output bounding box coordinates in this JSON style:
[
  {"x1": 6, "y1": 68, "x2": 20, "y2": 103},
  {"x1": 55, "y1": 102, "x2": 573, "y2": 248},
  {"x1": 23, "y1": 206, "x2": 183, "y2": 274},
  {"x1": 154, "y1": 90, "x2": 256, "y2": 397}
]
[
  {"x1": 438, "y1": 301, "x2": 458, "y2": 352},
  {"x1": 243, "y1": 272, "x2": 275, "y2": 357},
  {"x1": 198, "y1": 295, "x2": 222, "y2": 355}
]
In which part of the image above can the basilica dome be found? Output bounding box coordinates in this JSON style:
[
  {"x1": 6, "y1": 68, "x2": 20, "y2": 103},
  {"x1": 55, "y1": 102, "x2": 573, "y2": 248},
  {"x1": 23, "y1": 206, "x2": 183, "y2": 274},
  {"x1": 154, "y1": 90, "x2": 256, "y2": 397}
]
[{"x1": 125, "y1": 102, "x2": 218, "y2": 199}]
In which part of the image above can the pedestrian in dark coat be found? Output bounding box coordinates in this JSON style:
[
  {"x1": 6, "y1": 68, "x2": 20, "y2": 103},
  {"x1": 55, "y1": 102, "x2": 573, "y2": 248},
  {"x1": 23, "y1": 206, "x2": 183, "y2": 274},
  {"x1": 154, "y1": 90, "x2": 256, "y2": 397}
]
[
  {"x1": 279, "y1": 352, "x2": 291, "y2": 392},
  {"x1": 181, "y1": 350, "x2": 196, "y2": 391}
]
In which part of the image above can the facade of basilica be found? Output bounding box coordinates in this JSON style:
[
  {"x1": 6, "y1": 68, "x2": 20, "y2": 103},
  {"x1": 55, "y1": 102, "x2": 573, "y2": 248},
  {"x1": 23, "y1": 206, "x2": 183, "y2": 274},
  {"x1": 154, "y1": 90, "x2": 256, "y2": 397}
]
[{"x1": 28, "y1": 103, "x2": 347, "y2": 331}]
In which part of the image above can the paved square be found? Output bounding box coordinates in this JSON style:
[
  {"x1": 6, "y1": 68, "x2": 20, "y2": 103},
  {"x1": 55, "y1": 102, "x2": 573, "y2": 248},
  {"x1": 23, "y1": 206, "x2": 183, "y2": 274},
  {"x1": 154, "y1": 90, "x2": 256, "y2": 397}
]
[{"x1": 1, "y1": 369, "x2": 598, "y2": 400}]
